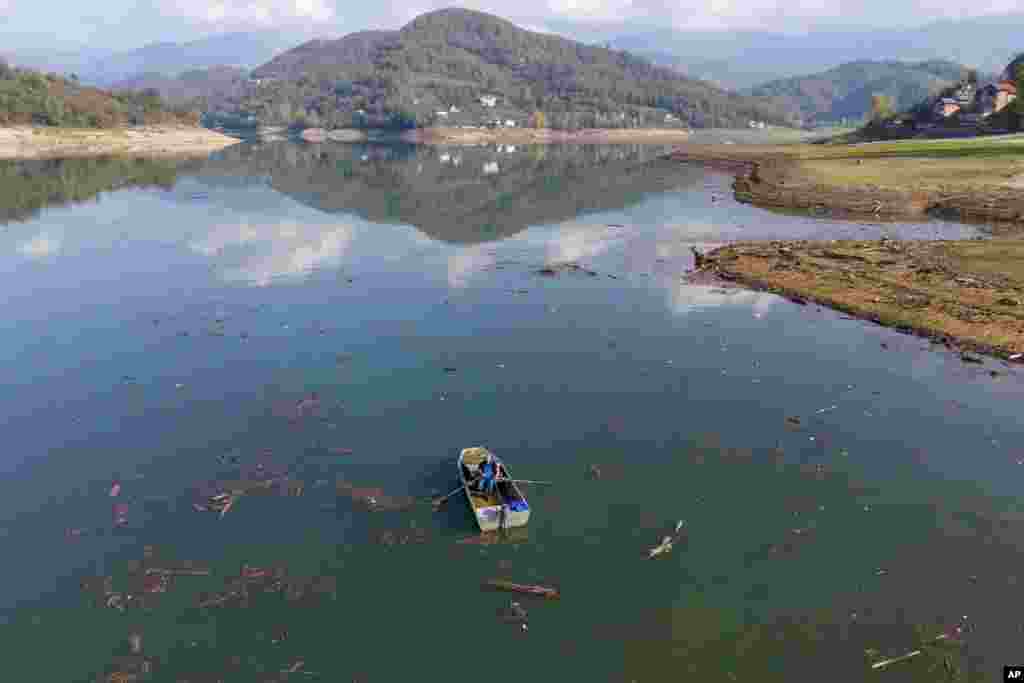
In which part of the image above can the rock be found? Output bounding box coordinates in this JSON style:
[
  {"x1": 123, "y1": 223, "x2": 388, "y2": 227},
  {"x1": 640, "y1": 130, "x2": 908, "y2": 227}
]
[
  {"x1": 960, "y1": 352, "x2": 984, "y2": 364},
  {"x1": 785, "y1": 416, "x2": 801, "y2": 427},
  {"x1": 300, "y1": 128, "x2": 327, "y2": 143}
]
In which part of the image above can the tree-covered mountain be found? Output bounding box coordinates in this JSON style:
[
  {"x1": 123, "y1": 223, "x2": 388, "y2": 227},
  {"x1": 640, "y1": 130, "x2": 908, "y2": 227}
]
[
  {"x1": 230, "y1": 8, "x2": 795, "y2": 130},
  {"x1": 0, "y1": 59, "x2": 200, "y2": 127},
  {"x1": 112, "y1": 66, "x2": 249, "y2": 109},
  {"x1": 745, "y1": 60, "x2": 975, "y2": 125}
]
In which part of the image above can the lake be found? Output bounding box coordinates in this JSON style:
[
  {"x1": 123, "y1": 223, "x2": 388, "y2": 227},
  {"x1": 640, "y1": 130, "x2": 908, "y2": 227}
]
[{"x1": 0, "y1": 141, "x2": 1021, "y2": 682}]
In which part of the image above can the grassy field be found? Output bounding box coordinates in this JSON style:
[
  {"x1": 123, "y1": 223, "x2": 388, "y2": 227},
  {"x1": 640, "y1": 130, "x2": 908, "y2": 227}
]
[{"x1": 703, "y1": 240, "x2": 1024, "y2": 358}]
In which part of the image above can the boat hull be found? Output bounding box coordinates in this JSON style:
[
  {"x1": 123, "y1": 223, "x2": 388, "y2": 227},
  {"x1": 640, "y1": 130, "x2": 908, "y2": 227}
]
[{"x1": 458, "y1": 447, "x2": 530, "y2": 532}]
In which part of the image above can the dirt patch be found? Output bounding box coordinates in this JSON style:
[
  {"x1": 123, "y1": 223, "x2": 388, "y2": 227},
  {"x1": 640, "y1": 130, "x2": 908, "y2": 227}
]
[
  {"x1": 0, "y1": 125, "x2": 241, "y2": 159},
  {"x1": 701, "y1": 240, "x2": 1024, "y2": 359}
]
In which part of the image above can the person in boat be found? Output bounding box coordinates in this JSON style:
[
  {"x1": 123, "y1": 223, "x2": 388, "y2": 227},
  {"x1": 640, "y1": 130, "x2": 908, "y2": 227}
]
[{"x1": 477, "y1": 455, "x2": 498, "y2": 495}]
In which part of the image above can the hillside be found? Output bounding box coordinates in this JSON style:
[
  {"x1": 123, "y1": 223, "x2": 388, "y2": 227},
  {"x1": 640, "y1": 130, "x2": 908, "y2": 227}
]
[
  {"x1": 0, "y1": 60, "x2": 200, "y2": 127},
  {"x1": 234, "y1": 8, "x2": 795, "y2": 130},
  {"x1": 745, "y1": 60, "x2": 972, "y2": 125},
  {"x1": 112, "y1": 66, "x2": 249, "y2": 109}
]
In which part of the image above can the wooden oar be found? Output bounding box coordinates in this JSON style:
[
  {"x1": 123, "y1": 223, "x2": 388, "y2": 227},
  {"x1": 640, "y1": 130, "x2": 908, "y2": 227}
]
[
  {"x1": 498, "y1": 478, "x2": 553, "y2": 485},
  {"x1": 431, "y1": 485, "x2": 466, "y2": 508}
]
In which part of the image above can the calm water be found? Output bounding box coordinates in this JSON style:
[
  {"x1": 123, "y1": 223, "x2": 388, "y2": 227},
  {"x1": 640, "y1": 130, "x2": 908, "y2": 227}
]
[{"x1": 1, "y1": 142, "x2": 1021, "y2": 682}]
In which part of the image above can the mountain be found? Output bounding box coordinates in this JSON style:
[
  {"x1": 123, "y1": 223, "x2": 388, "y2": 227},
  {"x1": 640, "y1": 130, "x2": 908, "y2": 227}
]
[
  {"x1": 111, "y1": 66, "x2": 249, "y2": 108},
  {"x1": 7, "y1": 32, "x2": 300, "y2": 87},
  {"x1": 564, "y1": 14, "x2": 1024, "y2": 90},
  {"x1": 0, "y1": 62, "x2": 200, "y2": 127},
  {"x1": 236, "y1": 8, "x2": 795, "y2": 130},
  {"x1": 745, "y1": 60, "x2": 973, "y2": 125}
]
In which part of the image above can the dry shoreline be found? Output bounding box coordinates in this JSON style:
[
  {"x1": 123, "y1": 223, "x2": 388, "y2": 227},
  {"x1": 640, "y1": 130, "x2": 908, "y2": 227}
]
[
  {"x1": 666, "y1": 142, "x2": 1024, "y2": 225},
  {"x1": 0, "y1": 126, "x2": 242, "y2": 159},
  {"x1": 697, "y1": 240, "x2": 1024, "y2": 360},
  {"x1": 404, "y1": 127, "x2": 692, "y2": 144}
]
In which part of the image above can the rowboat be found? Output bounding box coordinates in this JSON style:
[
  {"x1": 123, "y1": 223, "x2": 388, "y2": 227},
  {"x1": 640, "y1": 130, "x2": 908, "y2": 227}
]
[{"x1": 458, "y1": 447, "x2": 530, "y2": 532}]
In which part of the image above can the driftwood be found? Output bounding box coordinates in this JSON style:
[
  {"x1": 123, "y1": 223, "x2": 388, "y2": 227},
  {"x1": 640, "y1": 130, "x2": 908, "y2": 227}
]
[{"x1": 484, "y1": 579, "x2": 560, "y2": 599}]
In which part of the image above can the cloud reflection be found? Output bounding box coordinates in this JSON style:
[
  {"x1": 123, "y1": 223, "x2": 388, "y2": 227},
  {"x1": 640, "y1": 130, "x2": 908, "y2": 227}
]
[
  {"x1": 188, "y1": 219, "x2": 354, "y2": 286},
  {"x1": 17, "y1": 232, "x2": 62, "y2": 259}
]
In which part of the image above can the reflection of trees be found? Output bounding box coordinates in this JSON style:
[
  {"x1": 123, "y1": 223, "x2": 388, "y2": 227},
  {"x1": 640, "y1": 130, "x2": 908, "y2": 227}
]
[
  {"x1": 0, "y1": 157, "x2": 181, "y2": 224},
  {"x1": 192, "y1": 142, "x2": 707, "y2": 244}
]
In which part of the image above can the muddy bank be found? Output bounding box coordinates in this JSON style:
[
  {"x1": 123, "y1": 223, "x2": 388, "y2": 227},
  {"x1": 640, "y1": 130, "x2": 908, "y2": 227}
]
[
  {"x1": 698, "y1": 240, "x2": 1024, "y2": 359},
  {"x1": 734, "y1": 160, "x2": 1024, "y2": 224},
  {"x1": 667, "y1": 145, "x2": 1024, "y2": 225},
  {"x1": 0, "y1": 126, "x2": 241, "y2": 159},
  {"x1": 406, "y1": 127, "x2": 692, "y2": 145}
]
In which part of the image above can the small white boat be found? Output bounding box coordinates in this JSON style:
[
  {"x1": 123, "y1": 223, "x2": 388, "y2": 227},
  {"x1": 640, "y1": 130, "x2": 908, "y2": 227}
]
[{"x1": 458, "y1": 447, "x2": 530, "y2": 532}]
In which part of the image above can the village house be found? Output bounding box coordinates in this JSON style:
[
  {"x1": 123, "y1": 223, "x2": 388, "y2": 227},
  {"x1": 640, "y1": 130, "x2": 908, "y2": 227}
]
[
  {"x1": 934, "y1": 97, "x2": 961, "y2": 118},
  {"x1": 479, "y1": 95, "x2": 498, "y2": 108},
  {"x1": 975, "y1": 81, "x2": 1017, "y2": 117},
  {"x1": 995, "y1": 80, "x2": 1018, "y2": 112},
  {"x1": 449, "y1": 105, "x2": 461, "y2": 113},
  {"x1": 504, "y1": 119, "x2": 517, "y2": 127}
]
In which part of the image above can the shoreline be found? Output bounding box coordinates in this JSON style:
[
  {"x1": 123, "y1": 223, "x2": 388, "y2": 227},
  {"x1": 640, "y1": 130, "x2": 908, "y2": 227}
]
[
  {"x1": 0, "y1": 126, "x2": 242, "y2": 160},
  {"x1": 666, "y1": 140, "x2": 1024, "y2": 225},
  {"x1": 402, "y1": 126, "x2": 692, "y2": 144},
  {"x1": 697, "y1": 240, "x2": 1024, "y2": 361}
]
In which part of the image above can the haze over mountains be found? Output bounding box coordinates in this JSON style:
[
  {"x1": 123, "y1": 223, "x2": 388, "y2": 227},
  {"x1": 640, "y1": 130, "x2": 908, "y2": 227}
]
[{"x1": 9, "y1": 11, "x2": 1024, "y2": 93}]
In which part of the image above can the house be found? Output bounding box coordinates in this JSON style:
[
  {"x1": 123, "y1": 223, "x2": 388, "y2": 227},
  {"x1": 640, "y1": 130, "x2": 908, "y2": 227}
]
[
  {"x1": 435, "y1": 111, "x2": 449, "y2": 118},
  {"x1": 504, "y1": 119, "x2": 517, "y2": 127},
  {"x1": 995, "y1": 81, "x2": 1018, "y2": 113},
  {"x1": 479, "y1": 95, "x2": 498, "y2": 108},
  {"x1": 449, "y1": 105, "x2": 461, "y2": 113},
  {"x1": 483, "y1": 161, "x2": 499, "y2": 175},
  {"x1": 935, "y1": 98, "x2": 961, "y2": 118}
]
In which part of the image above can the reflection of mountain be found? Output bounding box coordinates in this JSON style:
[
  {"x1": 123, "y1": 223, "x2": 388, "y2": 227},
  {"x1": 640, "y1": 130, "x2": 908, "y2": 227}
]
[
  {"x1": 190, "y1": 142, "x2": 707, "y2": 244},
  {"x1": 0, "y1": 158, "x2": 181, "y2": 224}
]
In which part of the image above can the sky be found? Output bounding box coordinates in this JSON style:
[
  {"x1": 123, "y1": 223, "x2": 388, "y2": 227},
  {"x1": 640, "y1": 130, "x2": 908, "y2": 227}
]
[{"x1": 1, "y1": 0, "x2": 1023, "y2": 51}]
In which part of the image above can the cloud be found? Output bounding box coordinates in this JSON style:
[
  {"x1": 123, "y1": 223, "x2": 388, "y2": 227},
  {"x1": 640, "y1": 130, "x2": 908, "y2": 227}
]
[
  {"x1": 447, "y1": 245, "x2": 496, "y2": 289},
  {"x1": 171, "y1": 0, "x2": 334, "y2": 27},
  {"x1": 17, "y1": 233, "x2": 61, "y2": 259},
  {"x1": 188, "y1": 218, "x2": 353, "y2": 285}
]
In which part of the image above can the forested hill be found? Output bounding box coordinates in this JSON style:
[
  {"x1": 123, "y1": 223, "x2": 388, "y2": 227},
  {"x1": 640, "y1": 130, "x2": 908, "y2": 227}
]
[
  {"x1": 234, "y1": 8, "x2": 796, "y2": 130},
  {"x1": 0, "y1": 59, "x2": 200, "y2": 127},
  {"x1": 745, "y1": 60, "x2": 972, "y2": 124}
]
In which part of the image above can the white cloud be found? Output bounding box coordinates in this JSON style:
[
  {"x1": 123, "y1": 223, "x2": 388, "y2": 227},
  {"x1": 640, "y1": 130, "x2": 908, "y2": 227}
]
[
  {"x1": 189, "y1": 219, "x2": 353, "y2": 285},
  {"x1": 171, "y1": 0, "x2": 333, "y2": 27},
  {"x1": 17, "y1": 233, "x2": 61, "y2": 259}
]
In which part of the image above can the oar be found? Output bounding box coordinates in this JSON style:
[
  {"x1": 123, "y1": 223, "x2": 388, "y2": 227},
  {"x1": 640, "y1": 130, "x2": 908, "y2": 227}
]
[
  {"x1": 431, "y1": 485, "x2": 467, "y2": 508},
  {"x1": 498, "y1": 478, "x2": 553, "y2": 485}
]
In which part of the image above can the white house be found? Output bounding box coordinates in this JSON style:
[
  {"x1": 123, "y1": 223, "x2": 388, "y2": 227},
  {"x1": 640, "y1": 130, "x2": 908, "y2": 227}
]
[
  {"x1": 505, "y1": 119, "x2": 517, "y2": 127},
  {"x1": 483, "y1": 161, "x2": 499, "y2": 175},
  {"x1": 449, "y1": 105, "x2": 461, "y2": 113},
  {"x1": 480, "y1": 95, "x2": 498, "y2": 108}
]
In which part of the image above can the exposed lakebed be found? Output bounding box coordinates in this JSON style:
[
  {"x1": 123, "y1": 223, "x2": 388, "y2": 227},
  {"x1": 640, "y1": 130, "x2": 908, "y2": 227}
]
[{"x1": 0, "y1": 142, "x2": 1021, "y2": 681}]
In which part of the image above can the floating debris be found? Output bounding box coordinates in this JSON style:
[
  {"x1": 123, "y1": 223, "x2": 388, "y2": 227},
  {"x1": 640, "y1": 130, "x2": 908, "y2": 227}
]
[
  {"x1": 484, "y1": 579, "x2": 559, "y2": 599},
  {"x1": 648, "y1": 520, "x2": 686, "y2": 559}
]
